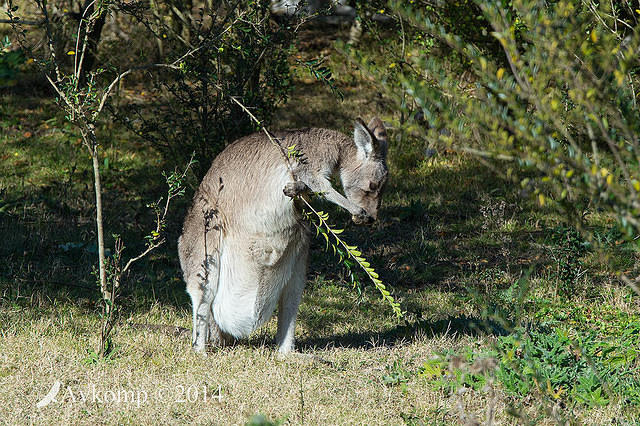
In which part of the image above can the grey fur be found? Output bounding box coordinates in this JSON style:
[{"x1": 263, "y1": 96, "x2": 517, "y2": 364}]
[{"x1": 178, "y1": 119, "x2": 389, "y2": 353}]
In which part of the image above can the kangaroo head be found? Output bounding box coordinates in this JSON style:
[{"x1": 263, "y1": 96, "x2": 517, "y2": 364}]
[{"x1": 341, "y1": 117, "x2": 389, "y2": 223}]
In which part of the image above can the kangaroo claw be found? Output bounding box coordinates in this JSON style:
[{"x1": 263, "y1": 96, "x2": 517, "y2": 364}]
[{"x1": 283, "y1": 181, "x2": 308, "y2": 198}]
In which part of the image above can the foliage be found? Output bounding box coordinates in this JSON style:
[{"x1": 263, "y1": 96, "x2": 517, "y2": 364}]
[
  {"x1": 3, "y1": 1, "x2": 640, "y2": 421},
  {"x1": 302, "y1": 204, "x2": 403, "y2": 317},
  {"x1": 413, "y1": 321, "x2": 640, "y2": 409},
  {"x1": 0, "y1": 35, "x2": 25, "y2": 86},
  {"x1": 113, "y1": 0, "x2": 296, "y2": 178},
  {"x1": 546, "y1": 226, "x2": 590, "y2": 294},
  {"x1": 348, "y1": 0, "x2": 640, "y2": 258},
  {"x1": 381, "y1": 269, "x2": 640, "y2": 413},
  {"x1": 246, "y1": 414, "x2": 284, "y2": 426},
  {"x1": 495, "y1": 325, "x2": 640, "y2": 407},
  {"x1": 382, "y1": 360, "x2": 413, "y2": 392},
  {"x1": 6, "y1": 0, "x2": 127, "y2": 354},
  {"x1": 346, "y1": 7, "x2": 640, "y2": 413},
  {"x1": 296, "y1": 57, "x2": 343, "y2": 100}
]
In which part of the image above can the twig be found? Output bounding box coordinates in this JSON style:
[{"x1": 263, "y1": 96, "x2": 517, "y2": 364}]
[
  {"x1": 121, "y1": 154, "x2": 195, "y2": 276},
  {"x1": 35, "y1": 0, "x2": 62, "y2": 83},
  {"x1": 74, "y1": 0, "x2": 98, "y2": 88},
  {"x1": 45, "y1": 74, "x2": 79, "y2": 116},
  {"x1": 0, "y1": 18, "x2": 44, "y2": 25},
  {"x1": 227, "y1": 94, "x2": 295, "y2": 176}
]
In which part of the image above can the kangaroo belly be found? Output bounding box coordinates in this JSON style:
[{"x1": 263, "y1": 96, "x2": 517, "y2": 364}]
[{"x1": 213, "y1": 229, "x2": 306, "y2": 338}]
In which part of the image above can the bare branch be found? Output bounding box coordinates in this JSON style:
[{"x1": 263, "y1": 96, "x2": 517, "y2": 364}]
[
  {"x1": 35, "y1": 0, "x2": 63, "y2": 82},
  {"x1": 94, "y1": 62, "x2": 186, "y2": 117},
  {"x1": 74, "y1": 0, "x2": 99, "y2": 88},
  {"x1": 121, "y1": 238, "x2": 166, "y2": 276},
  {"x1": 227, "y1": 94, "x2": 296, "y2": 178},
  {"x1": 0, "y1": 18, "x2": 44, "y2": 25}
]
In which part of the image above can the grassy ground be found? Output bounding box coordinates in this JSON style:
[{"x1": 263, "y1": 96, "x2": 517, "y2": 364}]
[{"x1": 2, "y1": 29, "x2": 640, "y2": 424}]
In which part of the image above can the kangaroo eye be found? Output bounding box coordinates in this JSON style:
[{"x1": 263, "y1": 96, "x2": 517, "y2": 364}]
[{"x1": 369, "y1": 181, "x2": 378, "y2": 191}]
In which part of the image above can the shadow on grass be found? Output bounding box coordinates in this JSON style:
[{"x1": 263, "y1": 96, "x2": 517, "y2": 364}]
[
  {"x1": 309, "y1": 155, "x2": 543, "y2": 293},
  {"x1": 0, "y1": 104, "x2": 193, "y2": 312},
  {"x1": 0, "y1": 209, "x2": 190, "y2": 312},
  {"x1": 294, "y1": 314, "x2": 510, "y2": 351}
]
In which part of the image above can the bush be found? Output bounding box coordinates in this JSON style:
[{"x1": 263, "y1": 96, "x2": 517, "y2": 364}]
[
  {"x1": 113, "y1": 0, "x2": 295, "y2": 178},
  {"x1": 496, "y1": 326, "x2": 640, "y2": 408},
  {"x1": 0, "y1": 35, "x2": 25, "y2": 86},
  {"x1": 347, "y1": 0, "x2": 640, "y2": 248},
  {"x1": 346, "y1": 0, "x2": 640, "y2": 415},
  {"x1": 419, "y1": 323, "x2": 640, "y2": 409}
]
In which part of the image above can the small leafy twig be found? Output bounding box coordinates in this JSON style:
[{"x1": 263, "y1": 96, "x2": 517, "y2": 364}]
[
  {"x1": 300, "y1": 198, "x2": 403, "y2": 317},
  {"x1": 295, "y1": 57, "x2": 344, "y2": 101},
  {"x1": 124, "y1": 153, "x2": 195, "y2": 275}
]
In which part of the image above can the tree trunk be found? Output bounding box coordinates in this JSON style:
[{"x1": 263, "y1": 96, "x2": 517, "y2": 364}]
[{"x1": 86, "y1": 128, "x2": 108, "y2": 312}]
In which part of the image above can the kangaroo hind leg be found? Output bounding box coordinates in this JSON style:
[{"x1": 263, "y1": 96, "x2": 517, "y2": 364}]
[
  {"x1": 275, "y1": 241, "x2": 309, "y2": 354},
  {"x1": 186, "y1": 253, "x2": 221, "y2": 353}
]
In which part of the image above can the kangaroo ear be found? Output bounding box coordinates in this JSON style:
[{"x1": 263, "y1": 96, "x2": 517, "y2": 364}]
[
  {"x1": 367, "y1": 117, "x2": 387, "y2": 142},
  {"x1": 354, "y1": 118, "x2": 374, "y2": 159},
  {"x1": 367, "y1": 117, "x2": 388, "y2": 157}
]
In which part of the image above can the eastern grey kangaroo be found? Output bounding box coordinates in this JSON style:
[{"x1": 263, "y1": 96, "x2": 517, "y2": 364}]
[{"x1": 178, "y1": 117, "x2": 389, "y2": 353}]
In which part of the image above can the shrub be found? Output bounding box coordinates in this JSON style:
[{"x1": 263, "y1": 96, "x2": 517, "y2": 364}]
[
  {"x1": 113, "y1": 0, "x2": 296, "y2": 178},
  {"x1": 346, "y1": 0, "x2": 640, "y2": 252},
  {"x1": 496, "y1": 326, "x2": 640, "y2": 408},
  {"x1": 0, "y1": 35, "x2": 25, "y2": 86}
]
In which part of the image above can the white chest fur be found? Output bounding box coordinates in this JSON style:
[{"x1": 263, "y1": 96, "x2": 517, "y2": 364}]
[{"x1": 212, "y1": 225, "x2": 307, "y2": 338}]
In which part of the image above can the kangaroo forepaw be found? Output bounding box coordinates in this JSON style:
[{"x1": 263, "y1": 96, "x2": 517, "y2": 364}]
[{"x1": 283, "y1": 181, "x2": 308, "y2": 198}]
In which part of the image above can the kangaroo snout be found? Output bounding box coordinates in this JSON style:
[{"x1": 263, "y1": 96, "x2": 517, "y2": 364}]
[{"x1": 352, "y1": 209, "x2": 375, "y2": 225}]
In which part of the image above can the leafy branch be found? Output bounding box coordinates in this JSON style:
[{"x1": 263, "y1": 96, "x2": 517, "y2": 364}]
[
  {"x1": 301, "y1": 199, "x2": 403, "y2": 317},
  {"x1": 295, "y1": 57, "x2": 344, "y2": 101}
]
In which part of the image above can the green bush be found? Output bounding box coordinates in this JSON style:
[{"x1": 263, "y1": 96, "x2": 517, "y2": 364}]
[
  {"x1": 347, "y1": 0, "x2": 640, "y2": 247},
  {"x1": 546, "y1": 226, "x2": 590, "y2": 294},
  {"x1": 0, "y1": 36, "x2": 25, "y2": 86},
  {"x1": 418, "y1": 323, "x2": 640, "y2": 409},
  {"x1": 113, "y1": 0, "x2": 295, "y2": 178},
  {"x1": 496, "y1": 326, "x2": 640, "y2": 407},
  {"x1": 345, "y1": 0, "x2": 640, "y2": 415}
]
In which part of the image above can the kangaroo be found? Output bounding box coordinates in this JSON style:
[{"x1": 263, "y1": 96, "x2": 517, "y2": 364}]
[{"x1": 178, "y1": 117, "x2": 389, "y2": 354}]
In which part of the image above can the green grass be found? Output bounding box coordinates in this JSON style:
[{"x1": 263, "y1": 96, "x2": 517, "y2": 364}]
[{"x1": 1, "y1": 41, "x2": 640, "y2": 423}]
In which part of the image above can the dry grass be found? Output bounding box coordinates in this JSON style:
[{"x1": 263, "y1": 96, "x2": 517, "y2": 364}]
[
  {"x1": 0, "y1": 298, "x2": 505, "y2": 425},
  {"x1": 1, "y1": 279, "x2": 635, "y2": 424}
]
